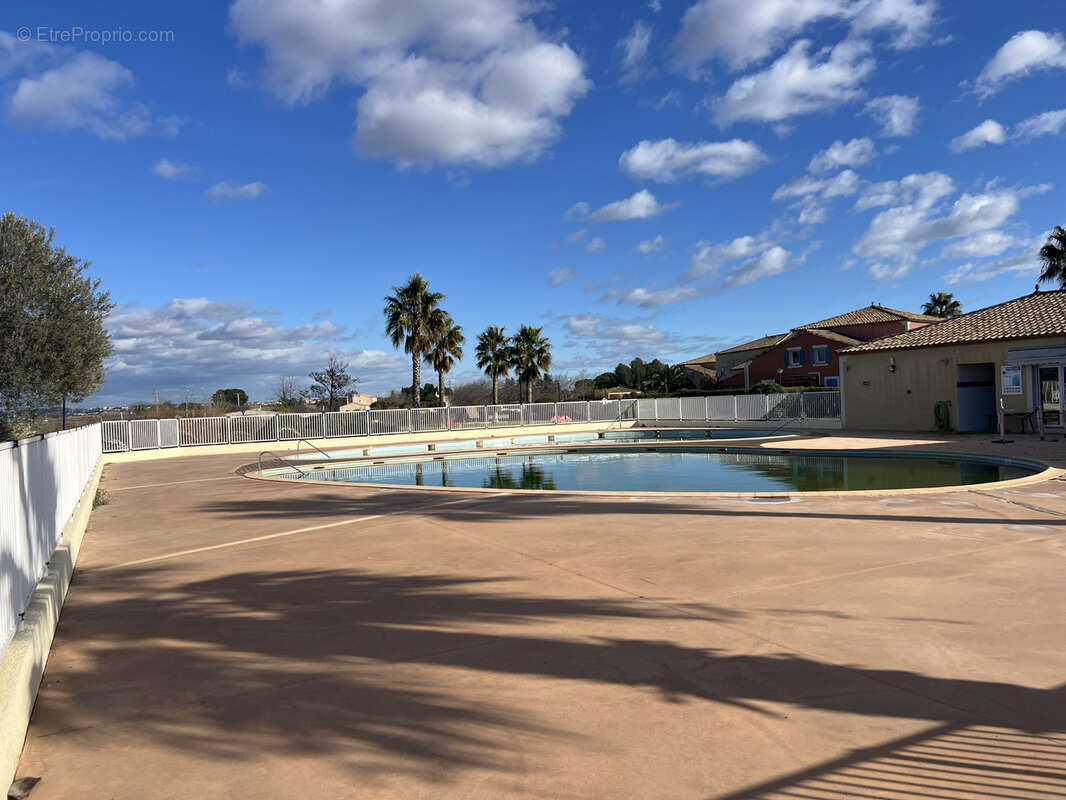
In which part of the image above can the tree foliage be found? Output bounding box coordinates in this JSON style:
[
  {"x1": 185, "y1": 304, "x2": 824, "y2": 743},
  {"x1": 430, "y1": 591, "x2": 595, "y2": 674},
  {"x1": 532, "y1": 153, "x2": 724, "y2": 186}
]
[
  {"x1": 510, "y1": 325, "x2": 552, "y2": 404},
  {"x1": 921, "y1": 292, "x2": 963, "y2": 318},
  {"x1": 383, "y1": 273, "x2": 447, "y2": 409},
  {"x1": 211, "y1": 388, "x2": 248, "y2": 407},
  {"x1": 0, "y1": 212, "x2": 113, "y2": 436},
  {"x1": 474, "y1": 326, "x2": 512, "y2": 405},
  {"x1": 308, "y1": 356, "x2": 356, "y2": 412},
  {"x1": 1038, "y1": 226, "x2": 1066, "y2": 288},
  {"x1": 426, "y1": 315, "x2": 464, "y2": 407}
]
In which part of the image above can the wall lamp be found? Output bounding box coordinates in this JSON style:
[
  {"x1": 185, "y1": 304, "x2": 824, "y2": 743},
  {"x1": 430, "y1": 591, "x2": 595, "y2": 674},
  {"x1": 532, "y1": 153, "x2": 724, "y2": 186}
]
[{"x1": 888, "y1": 356, "x2": 896, "y2": 373}]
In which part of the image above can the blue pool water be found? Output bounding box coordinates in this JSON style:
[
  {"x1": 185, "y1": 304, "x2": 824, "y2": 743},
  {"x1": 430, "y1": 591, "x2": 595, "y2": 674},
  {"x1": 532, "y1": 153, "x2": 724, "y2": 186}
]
[{"x1": 281, "y1": 447, "x2": 1037, "y2": 493}]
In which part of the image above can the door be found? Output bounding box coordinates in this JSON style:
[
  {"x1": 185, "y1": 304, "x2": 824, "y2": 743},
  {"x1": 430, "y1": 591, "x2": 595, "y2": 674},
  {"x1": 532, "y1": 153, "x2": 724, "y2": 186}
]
[{"x1": 1039, "y1": 367, "x2": 1063, "y2": 427}]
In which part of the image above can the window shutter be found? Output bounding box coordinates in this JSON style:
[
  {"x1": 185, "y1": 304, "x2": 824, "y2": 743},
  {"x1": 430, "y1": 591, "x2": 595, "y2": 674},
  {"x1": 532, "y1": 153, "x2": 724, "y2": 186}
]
[
  {"x1": 799, "y1": 348, "x2": 806, "y2": 365},
  {"x1": 784, "y1": 350, "x2": 789, "y2": 366}
]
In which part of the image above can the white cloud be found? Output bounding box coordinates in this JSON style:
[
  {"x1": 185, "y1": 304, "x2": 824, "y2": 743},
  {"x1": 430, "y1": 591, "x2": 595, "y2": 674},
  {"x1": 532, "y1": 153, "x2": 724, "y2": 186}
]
[
  {"x1": 853, "y1": 174, "x2": 1039, "y2": 278},
  {"x1": 619, "y1": 138, "x2": 769, "y2": 182},
  {"x1": 635, "y1": 234, "x2": 666, "y2": 253},
  {"x1": 773, "y1": 169, "x2": 859, "y2": 224},
  {"x1": 6, "y1": 48, "x2": 155, "y2": 140},
  {"x1": 563, "y1": 201, "x2": 590, "y2": 221},
  {"x1": 808, "y1": 137, "x2": 875, "y2": 172},
  {"x1": 96, "y1": 297, "x2": 408, "y2": 404},
  {"x1": 586, "y1": 189, "x2": 676, "y2": 222},
  {"x1": 602, "y1": 286, "x2": 705, "y2": 308},
  {"x1": 949, "y1": 119, "x2": 1006, "y2": 152},
  {"x1": 712, "y1": 39, "x2": 875, "y2": 126},
  {"x1": 152, "y1": 158, "x2": 195, "y2": 180},
  {"x1": 565, "y1": 228, "x2": 587, "y2": 243},
  {"x1": 618, "y1": 21, "x2": 653, "y2": 82},
  {"x1": 207, "y1": 180, "x2": 269, "y2": 199},
  {"x1": 684, "y1": 233, "x2": 774, "y2": 281},
  {"x1": 585, "y1": 236, "x2": 607, "y2": 253},
  {"x1": 546, "y1": 267, "x2": 576, "y2": 286},
  {"x1": 943, "y1": 247, "x2": 1039, "y2": 285},
  {"x1": 974, "y1": 30, "x2": 1066, "y2": 98},
  {"x1": 862, "y1": 95, "x2": 919, "y2": 137},
  {"x1": 854, "y1": 170, "x2": 954, "y2": 211},
  {"x1": 654, "y1": 89, "x2": 680, "y2": 109},
  {"x1": 671, "y1": 0, "x2": 933, "y2": 73},
  {"x1": 229, "y1": 0, "x2": 591, "y2": 167},
  {"x1": 1013, "y1": 108, "x2": 1066, "y2": 140},
  {"x1": 559, "y1": 310, "x2": 709, "y2": 363},
  {"x1": 939, "y1": 230, "x2": 1021, "y2": 259},
  {"x1": 723, "y1": 245, "x2": 792, "y2": 287}
]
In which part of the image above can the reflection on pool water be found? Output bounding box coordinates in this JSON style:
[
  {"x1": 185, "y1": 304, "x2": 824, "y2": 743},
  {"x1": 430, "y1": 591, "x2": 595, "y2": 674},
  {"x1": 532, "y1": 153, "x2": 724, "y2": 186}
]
[{"x1": 280, "y1": 447, "x2": 1038, "y2": 493}]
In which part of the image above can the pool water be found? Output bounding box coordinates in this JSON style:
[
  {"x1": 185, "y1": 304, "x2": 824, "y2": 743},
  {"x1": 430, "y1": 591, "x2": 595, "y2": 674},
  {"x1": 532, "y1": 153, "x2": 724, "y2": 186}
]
[{"x1": 284, "y1": 447, "x2": 1037, "y2": 493}]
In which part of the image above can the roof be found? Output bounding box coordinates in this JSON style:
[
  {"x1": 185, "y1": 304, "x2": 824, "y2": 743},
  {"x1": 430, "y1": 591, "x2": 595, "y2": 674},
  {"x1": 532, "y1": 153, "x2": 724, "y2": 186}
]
[
  {"x1": 684, "y1": 363, "x2": 717, "y2": 378},
  {"x1": 681, "y1": 352, "x2": 717, "y2": 365},
  {"x1": 793, "y1": 328, "x2": 864, "y2": 346},
  {"x1": 799, "y1": 304, "x2": 941, "y2": 329},
  {"x1": 717, "y1": 333, "x2": 789, "y2": 355},
  {"x1": 842, "y1": 290, "x2": 1066, "y2": 353}
]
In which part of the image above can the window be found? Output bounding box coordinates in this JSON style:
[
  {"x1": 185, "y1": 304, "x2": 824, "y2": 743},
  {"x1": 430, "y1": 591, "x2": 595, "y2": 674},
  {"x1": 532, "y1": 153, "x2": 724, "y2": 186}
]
[
  {"x1": 811, "y1": 345, "x2": 830, "y2": 366},
  {"x1": 785, "y1": 347, "x2": 803, "y2": 367}
]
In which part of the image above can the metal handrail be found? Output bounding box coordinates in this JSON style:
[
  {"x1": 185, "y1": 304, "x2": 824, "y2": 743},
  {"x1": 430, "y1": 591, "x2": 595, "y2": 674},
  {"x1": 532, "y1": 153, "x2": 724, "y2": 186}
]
[
  {"x1": 258, "y1": 450, "x2": 310, "y2": 476},
  {"x1": 296, "y1": 438, "x2": 332, "y2": 459}
]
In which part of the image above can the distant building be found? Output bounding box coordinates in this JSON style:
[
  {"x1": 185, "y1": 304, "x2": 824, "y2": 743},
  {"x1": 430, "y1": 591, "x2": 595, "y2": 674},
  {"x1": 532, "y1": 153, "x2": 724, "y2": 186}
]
[
  {"x1": 680, "y1": 352, "x2": 718, "y2": 389},
  {"x1": 340, "y1": 391, "x2": 377, "y2": 412}
]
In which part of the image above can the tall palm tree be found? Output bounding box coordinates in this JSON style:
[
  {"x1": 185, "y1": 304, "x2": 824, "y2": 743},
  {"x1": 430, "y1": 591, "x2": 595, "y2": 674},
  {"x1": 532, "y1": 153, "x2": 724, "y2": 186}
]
[
  {"x1": 649, "y1": 363, "x2": 686, "y2": 394},
  {"x1": 383, "y1": 274, "x2": 447, "y2": 409},
  {"x1": 921, "y1": 292, "x2": 963, "y2": 318},
  {"x1": 474, "y1": 326, "x2": 512, "y2": 405},
  {"x1": 1039, "y1": 226, "x2": 1066, "y2": 288},
  {"x1": 426, "y1": 315, "x2": 464, "y2": 407},
  {"x1": 510, "y1": 325, "x2": 552, "y2": 404}
]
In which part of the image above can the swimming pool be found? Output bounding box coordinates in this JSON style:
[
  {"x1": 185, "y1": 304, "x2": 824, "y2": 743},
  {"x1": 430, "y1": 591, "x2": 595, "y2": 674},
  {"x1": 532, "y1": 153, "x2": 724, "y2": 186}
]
[{"x1": 271, "y1": 446, "x2": 1040, "y2": 493}]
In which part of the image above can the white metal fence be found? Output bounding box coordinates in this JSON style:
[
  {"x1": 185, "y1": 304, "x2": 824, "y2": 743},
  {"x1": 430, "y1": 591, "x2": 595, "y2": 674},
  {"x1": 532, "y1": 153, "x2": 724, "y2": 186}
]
[
  {"x1": 0, "y1": 424, "x2": 102, "y2": 657},
  {"x1": 100, "y1": 392, "x2": 840, "y2": 453}
]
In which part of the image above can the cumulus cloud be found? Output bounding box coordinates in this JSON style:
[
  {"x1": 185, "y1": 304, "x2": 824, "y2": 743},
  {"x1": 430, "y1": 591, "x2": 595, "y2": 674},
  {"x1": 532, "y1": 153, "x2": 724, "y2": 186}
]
[
  {"x1": 1, "y1": 38, "x2": 172, "y2": 140},
  {"x1": 684, "y1": 233, "x2": 775, "y2": 282},
  {"x1": 853, "y1": 170, "x2": 954, "y2": 211},
  {"x1": 862, "y1": 94, "x2": 920, "y2": 136},
  {"x1": 1013, "y1": 108, "x2": 1066, "y2": 140},
  {"x1": 671, "y1": 0, "x2": 934, "y2": 73},
  {"x1": 942, "y1": 245, "x2": 1040, "y2": 285},
  {"x1": 580, "y1": 189, "x2": 676, "y2": 222},
  {"x1": 618, "y1": 21, "x2": 653, "y2": 82},
  {"x1": 712, "y1": 39, "x2": 875, "y2": 126},
  {"x1": 852, "y1": 172, "x2": 1043, "y2": 279},
  {"x1": 546, "y1": 267, "x2": 576, "y2": 286},
  {"x1": 96, "y1": 297, "x2": 408, "y2": 404},
  {"x1": 808, "y1": 137, "x2": 876, "y2": 172},
  {"x1": 585, "y1": 236, "x2": 607, "y2": 253},
  {"x1": 228, "y1": 0, "x2": 591, "y2": 167},
  {"x1": 618, "y1": 138, "x2": 768, "y2": 182},
  {"x1": 723, "y1": 245, "x2": 792, "y2": 287},
  {"x1": 601, "y1": 286, "x2": 706, "y2": 308},
  {"x1": 939, "y1": 230, "x2": 1022, "y2": 259},
  {"x1": 152, "y1": 158, "x2": 195, "y2": 180},
  {"x1": 207, "y1": 180, "x2": 269, "y2": 199},
  {"x1": 558, "y1": 311, "x2": 712, "y2": 363},
  {"x1": 773, "y1": 169, "x2": 860, "y2": 224},
  {"x1": 949, "y1": 119, "x2": 1006, "y2": 152},
  {"x1": 974, "y1": 30, "x2": 1066, "y2": 98},
  {"x1": 635, "y1": 234, "x2": 666, "y2": 253}
]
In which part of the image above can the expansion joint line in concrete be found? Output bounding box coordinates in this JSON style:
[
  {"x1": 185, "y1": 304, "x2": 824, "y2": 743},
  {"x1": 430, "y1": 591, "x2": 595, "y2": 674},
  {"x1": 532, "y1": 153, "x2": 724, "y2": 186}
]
[
  {"x1": 97, "y1": 492, "x2": 508, "y2": 571},
  {"x1": 969, "y1": 489, "x2": 1066, "y2": 520}
]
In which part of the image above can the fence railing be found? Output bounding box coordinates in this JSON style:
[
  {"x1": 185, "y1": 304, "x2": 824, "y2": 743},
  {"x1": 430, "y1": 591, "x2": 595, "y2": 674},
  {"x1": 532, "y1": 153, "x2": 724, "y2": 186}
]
[
  {"x1": 99, "y1": 391, "x2": 841, "y2": 453},
  {"x1": 0, "y1": 424, "x2": 102, "y2": 657}
]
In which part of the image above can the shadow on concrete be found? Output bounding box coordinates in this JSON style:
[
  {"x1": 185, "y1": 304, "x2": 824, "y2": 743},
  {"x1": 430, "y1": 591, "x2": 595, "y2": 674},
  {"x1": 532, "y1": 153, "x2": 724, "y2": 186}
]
[{"x1": 32, "y1": 564, "x2": 1066, "y2": 789}]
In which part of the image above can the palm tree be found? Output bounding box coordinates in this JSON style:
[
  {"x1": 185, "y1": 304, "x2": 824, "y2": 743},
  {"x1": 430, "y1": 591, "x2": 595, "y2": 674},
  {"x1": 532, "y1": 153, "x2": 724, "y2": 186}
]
[
  {"x1": 426, "y1": 315, "x2": 464, "y2": 407},
  {"x1": 383, "y1": 274, "x2": 447, "y2": 409},
  {"x1": 474, "y1": 326, "x2": 512, "y2": 405},
  {"x1": 1039, "y1": 226, "x2": 1066, "y2": 288},
  {"x1": 510, "y1": 325, "x2": 552, "y2": 404},
  {"x1": 922, "y1": 292, "x2": 963, "y2": 318},
  {"x1": 649, "y1": 363, "x2": 686, "y2": 394}
]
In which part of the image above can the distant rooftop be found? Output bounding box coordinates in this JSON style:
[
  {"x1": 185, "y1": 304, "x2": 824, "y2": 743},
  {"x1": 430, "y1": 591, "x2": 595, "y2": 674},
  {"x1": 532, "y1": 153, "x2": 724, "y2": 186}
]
[
  {"x1": 799, "y1": 304, "x2": 942, "y2": 330},
  {"x1": 717, "y1": 333, "x2": 790, "y2": 355},
  {"x1": 842, "y1": 290, "x2": 1066, "y2": 353}
]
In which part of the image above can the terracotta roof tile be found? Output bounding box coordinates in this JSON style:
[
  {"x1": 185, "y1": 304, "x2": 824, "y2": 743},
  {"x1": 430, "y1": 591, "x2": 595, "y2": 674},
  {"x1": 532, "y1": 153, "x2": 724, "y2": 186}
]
[
  {"x1": 842, "y1": 290, "x2": 1066, "y2": 353},
  {"x1": 800, "y1": 304, "x2": 941, "y2": 329},
  {"x1": 716, "y1": 333, "x2": 790, "y2": 355},
  {"x1": 794, "y1": 328, "x2": 864, "y2": 346},
  {"x1": 681, "y1": 352, "x2": 718, "y2": 365}
]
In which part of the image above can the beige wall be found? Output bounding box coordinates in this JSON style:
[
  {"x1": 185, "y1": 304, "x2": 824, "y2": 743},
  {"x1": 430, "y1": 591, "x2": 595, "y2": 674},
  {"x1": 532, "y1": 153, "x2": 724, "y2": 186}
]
[{"x1": 842, "y1": 337, "x2": 1063, "y2": 431}]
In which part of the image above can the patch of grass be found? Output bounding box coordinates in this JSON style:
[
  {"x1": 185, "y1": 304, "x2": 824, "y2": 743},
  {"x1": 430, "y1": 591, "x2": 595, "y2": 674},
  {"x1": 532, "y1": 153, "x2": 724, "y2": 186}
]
[{"x1": 93, "y1": 487, "x2": 111, "y2": 508}]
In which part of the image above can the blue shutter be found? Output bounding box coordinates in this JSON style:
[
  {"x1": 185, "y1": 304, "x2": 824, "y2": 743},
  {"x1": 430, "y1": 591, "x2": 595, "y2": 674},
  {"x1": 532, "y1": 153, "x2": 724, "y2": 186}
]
[
  {"x1": 799, "y1": 348, "x2": 806, "y2": 365},
  {"x1": 784, "y1": 349, "x2": 789, "y2": 366}
]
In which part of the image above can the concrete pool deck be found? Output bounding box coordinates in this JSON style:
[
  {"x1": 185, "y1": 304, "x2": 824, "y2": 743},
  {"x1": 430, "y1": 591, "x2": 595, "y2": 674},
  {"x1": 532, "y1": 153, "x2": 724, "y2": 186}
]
[{"x1": 13, "y1": 430, "x2": 1066, "y2": 798}]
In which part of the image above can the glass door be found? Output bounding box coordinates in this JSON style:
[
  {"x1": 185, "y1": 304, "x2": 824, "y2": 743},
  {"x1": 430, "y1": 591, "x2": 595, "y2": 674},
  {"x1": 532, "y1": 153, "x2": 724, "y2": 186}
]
[{"x1": 1039, "y1": 367, "x2": 1063, "y2": 428}]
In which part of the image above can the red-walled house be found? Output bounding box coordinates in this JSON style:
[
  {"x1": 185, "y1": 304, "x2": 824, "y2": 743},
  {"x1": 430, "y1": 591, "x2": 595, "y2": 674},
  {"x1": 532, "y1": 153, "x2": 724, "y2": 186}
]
[{"x1": 730, "y1": 305, "x2": 942, "y2": 388}]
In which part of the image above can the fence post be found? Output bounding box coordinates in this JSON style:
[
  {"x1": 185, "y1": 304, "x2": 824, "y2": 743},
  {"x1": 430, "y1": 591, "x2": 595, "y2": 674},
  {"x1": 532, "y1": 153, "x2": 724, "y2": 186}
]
[
  {"x1": 406, "y1": 409, "x2": 413, "y2": 433},
  {"x1": 654, "y1": 398, "x2": 659, "y2": 422},
  {"x1": 732, "y1": 395, "x2": 738, "y2": 421},
  {"x1": 800, "y1": 392, "x2": 807, "y2": 420}
]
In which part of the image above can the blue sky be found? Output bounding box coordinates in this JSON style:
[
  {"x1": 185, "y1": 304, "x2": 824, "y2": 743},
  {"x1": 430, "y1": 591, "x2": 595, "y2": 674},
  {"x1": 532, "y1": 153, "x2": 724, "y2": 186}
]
[{"x1": 3, "y1": 0, "x2": 1064, "y2": 404}]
